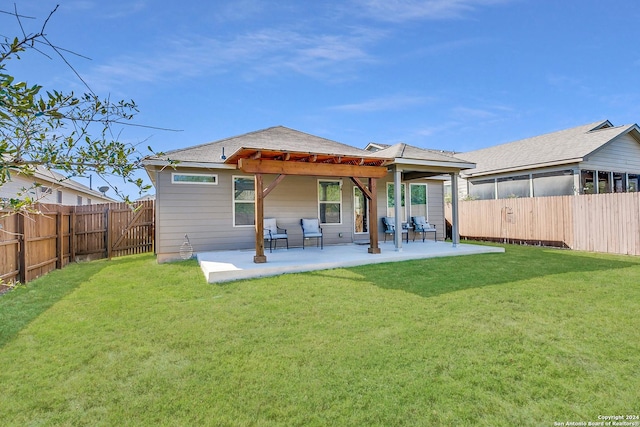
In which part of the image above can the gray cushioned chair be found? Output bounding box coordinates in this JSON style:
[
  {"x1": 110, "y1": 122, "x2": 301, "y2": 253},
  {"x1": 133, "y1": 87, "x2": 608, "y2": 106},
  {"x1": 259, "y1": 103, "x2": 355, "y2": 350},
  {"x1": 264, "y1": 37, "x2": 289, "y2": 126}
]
[
  {"x1": 411, "y1": 216, "x2": 436, "y2": 242},
  {"x1": 264, "y1": 218, "x2": 288, "y2": 252},
  {"x1": 381, "y1": 217, "x2": 408, "y2": 243},
  {"x1": 300, "y1": 218, "x2": 323, "y2": 249}
]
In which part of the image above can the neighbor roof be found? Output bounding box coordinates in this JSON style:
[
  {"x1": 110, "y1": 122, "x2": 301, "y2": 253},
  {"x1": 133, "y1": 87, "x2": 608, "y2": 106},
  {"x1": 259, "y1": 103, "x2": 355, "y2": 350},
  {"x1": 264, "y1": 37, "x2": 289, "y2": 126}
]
[
  {"x1": 458, "y1": 120, "x2": 640, "y2": 177},
  {"x1": 31, "y1": 166, "x2": 116, "y2": 201}
]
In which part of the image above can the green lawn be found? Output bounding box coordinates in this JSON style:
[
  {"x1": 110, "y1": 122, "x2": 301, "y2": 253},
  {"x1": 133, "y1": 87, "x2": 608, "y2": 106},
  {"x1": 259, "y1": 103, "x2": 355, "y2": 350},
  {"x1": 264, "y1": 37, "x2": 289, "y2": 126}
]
[{"x1": 1, "y1": 244, "x2": 639, "y2": 426}]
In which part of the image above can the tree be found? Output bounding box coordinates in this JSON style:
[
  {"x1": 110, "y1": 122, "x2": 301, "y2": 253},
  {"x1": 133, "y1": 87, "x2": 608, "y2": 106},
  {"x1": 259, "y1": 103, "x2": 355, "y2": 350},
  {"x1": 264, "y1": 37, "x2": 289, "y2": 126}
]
[{"x1": 0, "y1": 6, "x2": 169, "y2": 211}]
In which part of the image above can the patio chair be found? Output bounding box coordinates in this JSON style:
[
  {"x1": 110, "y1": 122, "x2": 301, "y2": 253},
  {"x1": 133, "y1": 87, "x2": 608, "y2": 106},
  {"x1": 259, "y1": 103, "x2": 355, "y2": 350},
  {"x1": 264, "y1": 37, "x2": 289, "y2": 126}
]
[
  {"x1": 411, "y1": 216, "x2": 437, "y2": 242},
  {"x1": 300, "y1": 218, "x2": 323, "y2": 249},
  {"x1": 264, "y1": 218, "x2": 288, "y2": 253},
  {"x1": 381, "y1": 217, "x2": 408, "y2": 243}
]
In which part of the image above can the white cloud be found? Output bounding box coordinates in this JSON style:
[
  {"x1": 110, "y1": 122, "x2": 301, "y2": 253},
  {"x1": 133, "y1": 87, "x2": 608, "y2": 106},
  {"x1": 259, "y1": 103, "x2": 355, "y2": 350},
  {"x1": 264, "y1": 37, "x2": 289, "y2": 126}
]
[
  {"x1": 354, "y1": 0, "x2": 512, "y2": 22},
  {"x1": 452, "y1": 106, "x2": 498, "y2": 119},
  {"x1": 65, "y1": 0, "x2": 147, "y2": 18},
  {"x1": 330, "y1": 94, "x2": 434, "y2": 112},
  {"x1": 84, "y1": 27, "x2": 381, "y2": 90}
]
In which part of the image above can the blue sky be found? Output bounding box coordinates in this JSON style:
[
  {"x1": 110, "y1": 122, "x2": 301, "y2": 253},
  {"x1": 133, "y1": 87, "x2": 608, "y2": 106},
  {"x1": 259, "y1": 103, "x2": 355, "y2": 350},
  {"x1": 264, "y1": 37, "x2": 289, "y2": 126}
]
[{"x1": 4, "y1": 0, "x2": 640, "y2": 197}]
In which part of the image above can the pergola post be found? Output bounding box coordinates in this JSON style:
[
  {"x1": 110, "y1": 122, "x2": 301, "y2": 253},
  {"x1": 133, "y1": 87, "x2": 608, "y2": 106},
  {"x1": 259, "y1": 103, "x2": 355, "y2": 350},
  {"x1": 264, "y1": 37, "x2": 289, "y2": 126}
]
[
  {"x1": 237, "y1": 151, "x2": 388, "y2": 263},
  {"x1": 450, "y1": 172, "x2": 460, "y2": 247},
  {"x1": 393, "y1": 165, "x2": 403, "y2": 251},
  {"x1": 254, "y1": 174, "x2": 267, "y2": 263}
]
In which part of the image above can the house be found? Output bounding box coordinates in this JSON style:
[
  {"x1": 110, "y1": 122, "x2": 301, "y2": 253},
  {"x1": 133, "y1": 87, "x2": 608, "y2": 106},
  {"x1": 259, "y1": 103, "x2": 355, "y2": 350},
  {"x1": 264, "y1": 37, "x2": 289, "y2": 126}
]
[
  {"x1": 453, "y1": 120, "x2": 640, "y2": 200},
  {"x1": 0, "y1": 166, "x2": 117, "y2": 206},
  {"x1": 143, "y1": 126, "x2": 475, "y2": 263}
]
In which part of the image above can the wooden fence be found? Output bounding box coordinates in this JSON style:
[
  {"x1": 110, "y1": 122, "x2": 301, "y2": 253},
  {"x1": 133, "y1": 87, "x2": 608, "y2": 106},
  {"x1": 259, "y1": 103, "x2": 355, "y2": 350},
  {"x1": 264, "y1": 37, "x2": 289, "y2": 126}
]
[
  {"x1": 0, "y1": 200, "x2": 154, "y2": 288},
  {"x1": 445, "y1": 193, "x2": 640, "y2": 256}
]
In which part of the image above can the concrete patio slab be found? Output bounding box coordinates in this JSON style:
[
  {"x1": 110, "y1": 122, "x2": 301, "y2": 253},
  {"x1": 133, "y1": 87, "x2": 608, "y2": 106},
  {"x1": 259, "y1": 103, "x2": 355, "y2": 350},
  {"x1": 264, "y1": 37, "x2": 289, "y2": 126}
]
[{"x1": 197, "y1": 241, "x2": 504, "y2": 283}]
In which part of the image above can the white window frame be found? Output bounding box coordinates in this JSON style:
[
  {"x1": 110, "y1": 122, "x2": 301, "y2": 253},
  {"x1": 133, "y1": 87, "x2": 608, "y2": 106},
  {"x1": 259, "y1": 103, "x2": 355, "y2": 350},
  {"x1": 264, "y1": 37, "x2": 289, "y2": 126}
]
[
  {"x1": 318, "y1": 179, "x2": 343, "y2": 225},
  {"x1": 232, "y1": 175, "x2": 255, "y2": 227},
  {"x1": 171, "y1": 172, "x2": 218, "y2": 185},
  {"x1": 409, "y1": 183, "x2": 429, "y2": 221}
]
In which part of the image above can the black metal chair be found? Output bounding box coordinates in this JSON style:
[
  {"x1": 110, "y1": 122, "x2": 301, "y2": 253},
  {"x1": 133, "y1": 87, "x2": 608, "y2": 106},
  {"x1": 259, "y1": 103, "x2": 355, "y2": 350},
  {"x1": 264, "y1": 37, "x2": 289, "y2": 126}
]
[
  {"x1": 264, "y1": 218, "x2": 288, "y2": 252},
  {"x1": 300, "y1": 218, "x2": 323, "y2": 249},
  {"x1": 381, "y1": 217, "x2": 408, "y2": 243}
]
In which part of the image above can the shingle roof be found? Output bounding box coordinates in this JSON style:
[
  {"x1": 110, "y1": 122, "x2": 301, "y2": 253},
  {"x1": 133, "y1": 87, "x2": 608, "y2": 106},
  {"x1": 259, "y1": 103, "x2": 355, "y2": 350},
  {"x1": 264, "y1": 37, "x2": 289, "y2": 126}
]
[
  {"x1": 154, "y1": 126, "x2": 370, "y2": 163},
  {"x1": 373, "y1": 143, "x2": 469, "y2": 163},
  {"x1": 146, "y1": 126, "x2": 474, "y2": 169},
  {"x1": 458, "y1": 120, "x2": 640, "y2": 177}
]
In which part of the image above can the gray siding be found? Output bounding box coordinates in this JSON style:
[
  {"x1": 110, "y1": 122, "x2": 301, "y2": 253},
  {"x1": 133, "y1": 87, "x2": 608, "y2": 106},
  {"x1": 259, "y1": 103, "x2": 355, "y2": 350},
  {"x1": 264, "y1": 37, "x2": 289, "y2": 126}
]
[
  {"x1": 155, "y1": 167, "x2": 446, "y2": 261},
  {"x1": 581, "y1": 133, "x2": 640, "y2": 173}
]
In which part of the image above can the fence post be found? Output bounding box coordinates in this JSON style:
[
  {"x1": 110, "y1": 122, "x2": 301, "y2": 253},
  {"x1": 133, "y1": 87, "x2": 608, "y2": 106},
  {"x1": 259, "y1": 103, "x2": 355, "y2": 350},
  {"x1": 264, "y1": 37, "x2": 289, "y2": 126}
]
[
  {"x1": 70, "y1": 211, "x2": 76, "y2": 262},
  {"x1": 17, "y1": 213, "x2": 27, "y2": 283},
  {"x1": 56, "y1": 212, "x2": 63, "y2": 269},
  {"x1": 105, "y1": 207, "x2": 112, "y2": 260}
]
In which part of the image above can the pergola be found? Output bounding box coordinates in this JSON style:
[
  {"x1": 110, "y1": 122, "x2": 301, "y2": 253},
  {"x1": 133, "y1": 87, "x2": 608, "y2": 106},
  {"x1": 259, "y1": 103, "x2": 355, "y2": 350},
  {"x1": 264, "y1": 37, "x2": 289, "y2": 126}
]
[{"x1": 224, "y1": 147, "x2": 392, "y2": 263}]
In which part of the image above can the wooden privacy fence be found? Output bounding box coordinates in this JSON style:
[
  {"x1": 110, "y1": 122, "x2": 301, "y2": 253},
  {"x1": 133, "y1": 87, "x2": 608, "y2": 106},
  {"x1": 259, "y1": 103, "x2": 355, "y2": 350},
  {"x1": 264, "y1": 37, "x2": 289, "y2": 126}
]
[
  {"x1": 445, "y1": 193, "x2": 640, "y2": 255},
  {"x1": 0, "y1": 200, "x2": 154, "y2": 287}
]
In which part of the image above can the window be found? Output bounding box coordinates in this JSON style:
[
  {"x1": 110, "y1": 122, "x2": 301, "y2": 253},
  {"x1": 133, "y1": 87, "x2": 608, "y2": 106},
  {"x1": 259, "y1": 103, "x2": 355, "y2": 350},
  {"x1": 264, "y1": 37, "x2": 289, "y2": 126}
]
[
  {"x1": 613, "y1": 172, "x2": 626, "y2": 193},
  {"x1": 581, "y1": 170, "x2": 595, "y2": 194},
  {"x1": 629, "y1": 174, "x2": 639, "y2": 192},
  {"x1": 598, "y1": 171, "x2": 611, "y2": 193},
  {"x1": 469, "y1": 179, "x2": 495, "y2": 200},
  {"x1": 56, "y1": 190, "x2": 63, "y2": 204},
  {"x1": 40, "y1": 186, "x2": 52, "y2": 194},
  {"x1": 172, "y1": 173, "x2": 218, "y2": 185},
  {"x1": 409, "y1": 183, "x2": 428, "y2": 219},
  {"x1": 532, "y1": 170, "x2": 574, "y2": 197},
  {"x1": 318, "y1": 180, "x2": 342, "y2": 224},
  {"x1": 443, "y1": 182, "x2": 452, "y2": 203},
  {"x1": 77, "y1": 195, "x2": 83, "y2": 205},
  {"x1": 233, "y1": 176, "x2": 255, "y2": 226},
  {"x1": 354, "y1": 187, "x2": 368, "y2": 233},
  {"x1": 497, "y1": 175, "x2": 530, "y2": 199},
  {"x1": 386, "y1": 183, "x2": 406, "y2": 221}
]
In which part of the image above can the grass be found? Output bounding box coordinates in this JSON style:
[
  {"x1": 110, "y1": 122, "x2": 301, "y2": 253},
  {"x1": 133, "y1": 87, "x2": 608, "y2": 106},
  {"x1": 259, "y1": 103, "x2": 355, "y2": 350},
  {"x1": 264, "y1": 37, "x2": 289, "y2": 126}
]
[{"x1": 1, "y1": 244, "x2": 639, "y2": 426}]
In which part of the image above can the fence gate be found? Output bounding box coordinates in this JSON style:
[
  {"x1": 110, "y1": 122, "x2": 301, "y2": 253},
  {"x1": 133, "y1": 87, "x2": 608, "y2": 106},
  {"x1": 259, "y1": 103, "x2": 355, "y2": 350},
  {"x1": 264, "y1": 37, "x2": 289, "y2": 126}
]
[{"x1": 107, "y1": 201, "x2": 155, "y2": 259}]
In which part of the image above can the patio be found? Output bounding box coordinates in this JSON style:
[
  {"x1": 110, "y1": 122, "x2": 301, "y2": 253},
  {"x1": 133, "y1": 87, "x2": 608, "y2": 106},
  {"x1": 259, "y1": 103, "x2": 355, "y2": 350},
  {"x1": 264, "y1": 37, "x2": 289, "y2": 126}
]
[{"x1": 197, "y1": 241, "x2": 504, "y2": 283}]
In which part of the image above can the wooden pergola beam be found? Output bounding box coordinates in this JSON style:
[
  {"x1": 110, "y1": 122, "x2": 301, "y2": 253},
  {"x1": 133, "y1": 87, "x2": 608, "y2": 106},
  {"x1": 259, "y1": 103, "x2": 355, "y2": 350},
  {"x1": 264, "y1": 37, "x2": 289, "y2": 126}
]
[
  {"x1": 263, "y1": 174, "x2": 286, "y2": 198},
  {"x1": 350, "y1": 177, "x2": 373, "y2": 200},
  {"x1": 238, "y1": 158, "x2": 387, "y2": 178}
]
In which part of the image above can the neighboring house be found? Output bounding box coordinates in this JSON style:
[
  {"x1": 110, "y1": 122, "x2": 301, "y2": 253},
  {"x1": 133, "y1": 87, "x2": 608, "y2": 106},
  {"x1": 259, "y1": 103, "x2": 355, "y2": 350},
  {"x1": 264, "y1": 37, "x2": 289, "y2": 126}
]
[
  {"x1": 453, "y1": 120, "x2": 640, "y2": 200},
  {"x1": 1, "y1": 166, "x2": 117, "y2": 206},
  {"x1": 143, "y1": 126, "x2": 474, "y2": 262}
]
